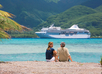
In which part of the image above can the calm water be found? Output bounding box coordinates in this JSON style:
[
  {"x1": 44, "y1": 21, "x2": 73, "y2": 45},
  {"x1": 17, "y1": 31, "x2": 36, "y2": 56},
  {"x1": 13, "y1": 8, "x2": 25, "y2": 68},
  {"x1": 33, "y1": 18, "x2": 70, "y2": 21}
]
[{"x1": 0, "y1": 38, "x2": 102, "y2": 63}]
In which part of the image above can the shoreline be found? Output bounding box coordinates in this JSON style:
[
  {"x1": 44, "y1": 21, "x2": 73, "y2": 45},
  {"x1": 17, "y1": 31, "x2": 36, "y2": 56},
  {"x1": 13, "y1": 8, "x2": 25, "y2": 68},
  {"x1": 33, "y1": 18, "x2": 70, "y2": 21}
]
[{"x1": 0, "y1": 61, "x2": 101, "y2": 74}]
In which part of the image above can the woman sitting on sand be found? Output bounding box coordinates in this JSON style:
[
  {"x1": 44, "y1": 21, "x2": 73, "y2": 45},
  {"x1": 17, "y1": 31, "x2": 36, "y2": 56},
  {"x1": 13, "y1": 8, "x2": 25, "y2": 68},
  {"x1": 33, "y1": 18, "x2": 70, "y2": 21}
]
[{"x1": 46, "y1": 42, "x2": 57, "y2": 62}]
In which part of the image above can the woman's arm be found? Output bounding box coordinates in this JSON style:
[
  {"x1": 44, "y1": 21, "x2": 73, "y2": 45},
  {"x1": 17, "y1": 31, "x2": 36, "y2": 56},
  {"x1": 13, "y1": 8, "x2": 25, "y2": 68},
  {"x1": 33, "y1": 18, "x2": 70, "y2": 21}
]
[
  {"x1": 53, "y1": 50, "x2": 59, "y2": 62},
  {"x1": 53, "y1": 50, "x2": 57, "y2": 57}
]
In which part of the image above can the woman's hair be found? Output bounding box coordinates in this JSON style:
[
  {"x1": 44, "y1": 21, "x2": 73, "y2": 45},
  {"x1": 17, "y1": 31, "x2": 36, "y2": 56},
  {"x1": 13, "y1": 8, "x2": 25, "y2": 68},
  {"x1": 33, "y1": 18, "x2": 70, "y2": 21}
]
[{"x1": 47, "y1": 42, "x2": 53, "y2": 50}]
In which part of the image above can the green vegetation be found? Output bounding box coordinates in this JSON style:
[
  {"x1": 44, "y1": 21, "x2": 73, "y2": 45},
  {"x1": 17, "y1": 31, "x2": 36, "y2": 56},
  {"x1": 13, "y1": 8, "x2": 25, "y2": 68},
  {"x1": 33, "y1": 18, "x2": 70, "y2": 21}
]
[
  {"x1": 16, "y1": 9, "x2": 57, "y2": 28},
  {"x1": 0, "y1": 4, "x2": 2, "y2": 8},
  {"x1": 0, "y1": 4, "x2": 31, "y2": 38},
  {"x1": 100, "y1": 57, "x2": 102, "y2": 66},
  {"x1": 9, "y1": 31, "x2": 38, "y2": 38},
  {"x1": 44, "y1": 0, "x2": 60, "y2": 3}
]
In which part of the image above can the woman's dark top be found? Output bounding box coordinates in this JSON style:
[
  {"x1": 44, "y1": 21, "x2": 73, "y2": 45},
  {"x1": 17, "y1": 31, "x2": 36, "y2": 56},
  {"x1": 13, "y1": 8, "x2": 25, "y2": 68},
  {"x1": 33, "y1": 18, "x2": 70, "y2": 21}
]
[{"x1": 46, "y1": 48, "x2": 55, "y2": 59}]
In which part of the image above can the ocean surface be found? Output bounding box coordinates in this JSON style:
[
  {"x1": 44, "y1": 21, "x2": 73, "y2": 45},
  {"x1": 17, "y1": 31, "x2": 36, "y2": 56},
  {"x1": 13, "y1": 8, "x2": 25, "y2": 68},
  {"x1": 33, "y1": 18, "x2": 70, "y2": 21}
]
[{"x1": 0, "y1": 38, "x2": 102, "y2": 63}]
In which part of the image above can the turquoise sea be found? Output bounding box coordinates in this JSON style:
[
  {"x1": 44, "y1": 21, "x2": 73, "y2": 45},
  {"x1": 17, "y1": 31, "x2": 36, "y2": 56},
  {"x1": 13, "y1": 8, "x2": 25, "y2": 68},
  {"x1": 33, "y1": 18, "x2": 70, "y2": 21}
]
[{"x1": 0, "y1": 38, "x2": 102, "y2": 63}]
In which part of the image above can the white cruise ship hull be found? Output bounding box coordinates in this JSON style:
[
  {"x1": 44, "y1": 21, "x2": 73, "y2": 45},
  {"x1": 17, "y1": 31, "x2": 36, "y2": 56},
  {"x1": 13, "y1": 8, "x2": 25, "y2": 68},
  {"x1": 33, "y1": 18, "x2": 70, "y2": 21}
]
[
  {"x1": 35, "y1": 32, "x2": 90, "y2": 38},
  {"x1": 35, "y1": 24, "x2": 91, "y2": 38}
]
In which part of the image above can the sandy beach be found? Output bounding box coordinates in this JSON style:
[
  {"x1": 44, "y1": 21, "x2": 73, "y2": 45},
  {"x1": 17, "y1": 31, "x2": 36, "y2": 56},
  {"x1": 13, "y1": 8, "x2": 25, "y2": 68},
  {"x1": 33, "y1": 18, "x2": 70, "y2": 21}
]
[{"x1": 0, "y1": 61, "x2": 101, "y2": 74}]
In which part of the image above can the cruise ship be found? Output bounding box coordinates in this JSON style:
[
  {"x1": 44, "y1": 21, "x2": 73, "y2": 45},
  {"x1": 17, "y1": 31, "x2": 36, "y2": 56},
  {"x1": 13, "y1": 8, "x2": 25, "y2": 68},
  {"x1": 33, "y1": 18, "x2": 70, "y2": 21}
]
[{"x1": 35, "y1": 24, "x2": 90, "y2": 38}]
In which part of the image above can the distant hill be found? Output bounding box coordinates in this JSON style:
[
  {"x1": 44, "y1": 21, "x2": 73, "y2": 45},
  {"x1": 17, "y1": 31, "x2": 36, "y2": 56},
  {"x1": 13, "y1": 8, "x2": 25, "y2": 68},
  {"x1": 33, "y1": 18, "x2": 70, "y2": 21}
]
[
  {"x1": 81, "y1": 0, "x2": 102, "y2": 8},
  {"x1": 37, "y1": 5, "x2": 98, "y2": 27},
  {"x1": 37, "y1": 5, "x2": 102, "y2": 37},
  {"x1": 95, "y1": 5, "x2": 102, "y2": 12},
  {"x1": 0, "y1": 0, "x2": 88, "y2": 28}
]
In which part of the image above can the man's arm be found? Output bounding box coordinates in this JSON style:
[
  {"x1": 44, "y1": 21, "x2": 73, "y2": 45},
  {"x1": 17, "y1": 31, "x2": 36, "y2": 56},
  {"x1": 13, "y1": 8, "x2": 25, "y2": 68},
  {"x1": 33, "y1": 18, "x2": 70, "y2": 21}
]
[
  {"x1": 66, "y1": 48, "x2": 73, "y2": 62},
  {"x1": 68, "y1": 55, "x2": 73, "y2": 62}
]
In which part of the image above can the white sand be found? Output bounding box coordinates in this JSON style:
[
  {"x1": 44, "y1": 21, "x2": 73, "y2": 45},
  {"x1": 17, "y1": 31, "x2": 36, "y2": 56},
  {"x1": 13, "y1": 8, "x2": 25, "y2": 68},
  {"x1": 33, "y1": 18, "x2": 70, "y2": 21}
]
[{"x1": 0, "y1": 61, "x2": 101, "y2": 74}]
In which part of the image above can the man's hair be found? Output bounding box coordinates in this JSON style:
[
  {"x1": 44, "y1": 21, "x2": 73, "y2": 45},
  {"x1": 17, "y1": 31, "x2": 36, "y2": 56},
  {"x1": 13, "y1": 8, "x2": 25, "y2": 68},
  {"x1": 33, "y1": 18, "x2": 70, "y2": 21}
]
[{"x1": 60, "y1": 42, "x2": 65, "y2": 47}]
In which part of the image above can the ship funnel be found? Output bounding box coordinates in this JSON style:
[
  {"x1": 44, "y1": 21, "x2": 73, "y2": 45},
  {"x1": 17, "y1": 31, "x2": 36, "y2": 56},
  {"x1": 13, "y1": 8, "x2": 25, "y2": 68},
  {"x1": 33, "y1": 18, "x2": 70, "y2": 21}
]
[
  {"x1": 69, "y1": 24, "x2": 79, "y2": 29},
  {"x1": 49, "y1": 24, "x2": 54, "y2": 28}
]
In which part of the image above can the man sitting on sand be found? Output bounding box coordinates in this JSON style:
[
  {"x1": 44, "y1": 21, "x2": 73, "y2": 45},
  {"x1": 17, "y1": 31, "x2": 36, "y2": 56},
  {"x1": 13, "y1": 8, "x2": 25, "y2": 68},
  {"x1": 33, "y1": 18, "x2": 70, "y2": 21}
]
[{"x1": 56, "y1": 42, "x2": 73, "y2": 62}]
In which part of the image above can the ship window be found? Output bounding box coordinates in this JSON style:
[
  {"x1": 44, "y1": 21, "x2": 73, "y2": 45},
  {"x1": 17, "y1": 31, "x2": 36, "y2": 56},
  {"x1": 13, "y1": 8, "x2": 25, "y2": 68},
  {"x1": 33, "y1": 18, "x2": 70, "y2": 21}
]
[
  {"x1": 66, "y1": 33, "x2": 69, "y2": 35},
  {"x1": 70, "y1": 33, "x2": 73, "y2": 35},
  {"x1": 74, "y1": 32, "x2": 77, "y2": 34},
  {"x1": 79, "y1": 32, "x2": 83, "y2": 33},
  {"x1": 70, "y1": 32, "x2": 74, "y2": 33},
  {"x1": 61, "y1": 32, "x2": 66, "y2": 34},
  {"x1": 84, "y1": 32, "x2": 88, "y2": 34}
]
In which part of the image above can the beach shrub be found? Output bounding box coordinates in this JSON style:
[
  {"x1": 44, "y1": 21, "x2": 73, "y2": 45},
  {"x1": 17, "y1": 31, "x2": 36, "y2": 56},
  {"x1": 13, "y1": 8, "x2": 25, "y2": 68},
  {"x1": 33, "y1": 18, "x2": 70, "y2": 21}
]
[
  {"x1": 100, "y1": 57, "x2": 102, "y2": 66},
  {"x1": 0, "y1": 61, "x2": 5, "y2": 63}
]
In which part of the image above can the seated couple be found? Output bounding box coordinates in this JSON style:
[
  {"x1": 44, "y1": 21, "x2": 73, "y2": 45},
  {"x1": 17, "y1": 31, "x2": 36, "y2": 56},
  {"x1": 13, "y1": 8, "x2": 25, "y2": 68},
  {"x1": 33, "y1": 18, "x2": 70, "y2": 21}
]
[{"x1": 46, "y1": 42, "x2": 73, "y2": 62}]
